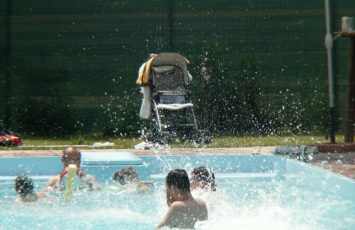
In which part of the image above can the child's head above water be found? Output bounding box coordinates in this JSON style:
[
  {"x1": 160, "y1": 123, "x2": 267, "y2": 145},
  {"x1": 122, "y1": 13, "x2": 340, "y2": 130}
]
[
  {"x1": 112, "y1": 167, "x2": 139, "y2": 185},
  {"x1": 61, "y1": 146, "x2": 81, "y2": 167},
  {"x1": 166, "y1": 169, "x2": 191, "y2": 192},
  {"x1": 190, "y1": 167, "x2": 216, "y2": 191},
  {"x1": 15, "y1": 174, "x2": 34, "y2": 196}
]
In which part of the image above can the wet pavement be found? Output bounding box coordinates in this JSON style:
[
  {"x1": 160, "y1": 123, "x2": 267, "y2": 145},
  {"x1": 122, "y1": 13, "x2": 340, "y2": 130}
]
[
  {"x1": 0, "y1": 146, "x2": 354, "y2": 180},
  {"x1": 308, "y1": 152, "x2": 355, "y2": 180}
]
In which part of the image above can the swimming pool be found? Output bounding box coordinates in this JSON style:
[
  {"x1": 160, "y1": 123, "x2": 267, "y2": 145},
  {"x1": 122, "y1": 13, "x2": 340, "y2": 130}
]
[{"x1": 0, "y1": 153, "x2": 354, "y2": 229}]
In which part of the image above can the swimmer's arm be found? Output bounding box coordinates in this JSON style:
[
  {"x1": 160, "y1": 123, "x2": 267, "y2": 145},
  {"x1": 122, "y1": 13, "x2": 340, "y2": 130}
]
[
  {"x1": 136, "y1": 183, "x2": 149, "y2": 193},
  {"x1": 36, "y1": 191, "x2": 48, "y2": 198},
  {"x1": 140, "y1": 180, "x2": 155, "y2": 185},
  {"x1": 135, "y1": 181, "x2": 155, "y2": 192},
  {"x1": 45, "y1": 175, "x2": 60, "y2": 191},
  {"x1": 157, "y1": 202, "x2": 184, "y2": 228},
  {"x1": 86, "y1": 174, "x2": 101, "y2": 190},
  {"x1": 201, "y1": 203, "x2": 208, "y2": 220},
  {"x1": 156, "y1": 205, "x2": 175, "y2": 228},
  {"x1": 196, "y1": 199, "x2": 208, "y2": 220}
]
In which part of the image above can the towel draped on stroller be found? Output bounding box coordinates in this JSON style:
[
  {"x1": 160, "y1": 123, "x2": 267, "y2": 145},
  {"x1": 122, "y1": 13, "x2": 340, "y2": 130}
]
[{"x1": 137, "y1": 52, "x2": 211, "y2": 144}]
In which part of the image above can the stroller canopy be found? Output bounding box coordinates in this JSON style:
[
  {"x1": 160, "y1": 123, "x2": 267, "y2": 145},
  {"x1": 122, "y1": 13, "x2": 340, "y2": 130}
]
[
  {"x1": 151, "y1": 53, "x2": 189, "y2": 71},
  {"x1": 136, "y1": 52, "x2": 190, "y2": 86}
]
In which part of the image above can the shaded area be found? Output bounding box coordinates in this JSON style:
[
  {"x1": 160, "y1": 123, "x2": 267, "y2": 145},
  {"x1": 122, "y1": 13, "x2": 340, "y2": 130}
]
[{"x1": 0, "y1": 1, "x2": 354, "y2": 138}]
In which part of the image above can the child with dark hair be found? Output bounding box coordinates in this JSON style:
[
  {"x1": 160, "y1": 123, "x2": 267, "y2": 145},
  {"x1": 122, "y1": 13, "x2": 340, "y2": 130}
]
[
  {"x1": 112, "y1": 167, "x2": 139, "y2": 185},
  {"x1": 15, "y1": 174, "x2": 45, "y2": 202},
  {"x1": 157, "y1": 169, "x2": 208, "y2": 229},
  {"x1": 111, "y1": 167, "x2": 153, "y2": 192},
  {"x1": 190, "y1": 166, "x2": 217, "y2": 191}
]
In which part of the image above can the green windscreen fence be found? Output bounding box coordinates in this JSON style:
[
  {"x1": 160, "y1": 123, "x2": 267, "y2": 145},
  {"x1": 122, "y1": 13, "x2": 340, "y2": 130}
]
[{"x1": 0, "y1": 0, "x2": 354, "y2": 136}]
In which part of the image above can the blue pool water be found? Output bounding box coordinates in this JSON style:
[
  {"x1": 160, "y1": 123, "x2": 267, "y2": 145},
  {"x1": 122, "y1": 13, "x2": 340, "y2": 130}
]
[{"x1": 0, "y1": 153, "x2": 354, "y2": 230}]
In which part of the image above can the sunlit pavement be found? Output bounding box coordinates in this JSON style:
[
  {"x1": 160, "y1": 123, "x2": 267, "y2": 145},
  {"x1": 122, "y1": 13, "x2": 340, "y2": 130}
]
[{"x1": 309, "y1": 152, "x2": 355, "y2": 179}]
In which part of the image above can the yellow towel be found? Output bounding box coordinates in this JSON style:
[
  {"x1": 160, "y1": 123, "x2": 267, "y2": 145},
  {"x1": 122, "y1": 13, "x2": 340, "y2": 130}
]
[{"x1": 136, "y1": 57, "x2": 155, "y2": 86}]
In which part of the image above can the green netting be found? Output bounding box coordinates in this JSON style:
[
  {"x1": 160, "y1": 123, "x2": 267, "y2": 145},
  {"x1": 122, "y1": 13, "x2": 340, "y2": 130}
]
[{"x1": 0, "y1": 0, "x2": 354, "y2": 136}]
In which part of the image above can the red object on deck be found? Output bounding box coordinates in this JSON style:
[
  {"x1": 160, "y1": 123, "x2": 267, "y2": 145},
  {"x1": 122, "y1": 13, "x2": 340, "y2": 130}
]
[{"x1": 0, "y1": 132, "x2": 22, "y2": 146}]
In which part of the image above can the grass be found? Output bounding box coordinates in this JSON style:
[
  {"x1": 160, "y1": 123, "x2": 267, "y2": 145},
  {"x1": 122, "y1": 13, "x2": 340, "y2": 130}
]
[
  {"x1": 205, "y1": 134, "x2": 335, "y2": 148},
  {"x1": 0, "y1": 134, "x2": 342, "y2": 150},
  {"x1": 10, "y1": 135, "x2": 140, "y2": 150}
]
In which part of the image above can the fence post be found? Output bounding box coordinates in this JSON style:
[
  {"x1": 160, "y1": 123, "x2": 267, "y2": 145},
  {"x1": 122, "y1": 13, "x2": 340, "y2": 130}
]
[{"x1": 324, "y1": 0, "x2": 336, "y2": 143}]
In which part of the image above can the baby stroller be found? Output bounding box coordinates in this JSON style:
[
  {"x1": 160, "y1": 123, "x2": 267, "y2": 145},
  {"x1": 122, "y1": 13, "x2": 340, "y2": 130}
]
[{"x1": 139, "y1": 52, "x2": 211, "y2": 144}]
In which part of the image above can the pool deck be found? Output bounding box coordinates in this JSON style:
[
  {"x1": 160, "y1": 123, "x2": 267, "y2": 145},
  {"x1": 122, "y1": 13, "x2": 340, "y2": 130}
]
[{"x1": 0, "y1": 146, "x2": 354, "y2": 180}]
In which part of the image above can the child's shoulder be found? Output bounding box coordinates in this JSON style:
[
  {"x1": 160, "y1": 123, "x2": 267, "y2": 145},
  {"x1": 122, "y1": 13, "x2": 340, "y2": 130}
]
[
  {"x1": 171, "y1": 200, "x2": 188, "y2": 208},
  {"x1": 194, "y1": 197, "x2": 207, "y2": 207}
]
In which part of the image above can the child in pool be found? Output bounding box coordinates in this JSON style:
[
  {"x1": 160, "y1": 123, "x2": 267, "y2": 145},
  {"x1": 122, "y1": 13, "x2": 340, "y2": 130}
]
[
  {"x1": 157, "y1": 169, "x2": 208, "y2": 229},
  {"x1": 190, "y1": 166, "x2": 216, "y2": 192},
  {"x1": 46, "y1": 146, "x2": 100, "y2": 192},
  {"x1": 111, "y1": 167, "x2": 154, "y2": 192},
  {"x1": 15, "y1": 174, "x2": 46, "y2": 203}
]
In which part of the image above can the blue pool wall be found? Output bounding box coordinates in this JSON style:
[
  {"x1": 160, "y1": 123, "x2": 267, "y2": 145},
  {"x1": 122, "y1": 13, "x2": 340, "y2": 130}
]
[
  {"x1": 0, "y1": 154, "x2": 285, "y2": 179},
  {"x1": 285, "y1": 159, "x2": 355, "y2": 201},
  {"x1": 0, "y1": 157, "x2": 62, "y2": 176},
  {"x1": 0, "y1": 152, "x2": 354, "y2": 201}
]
